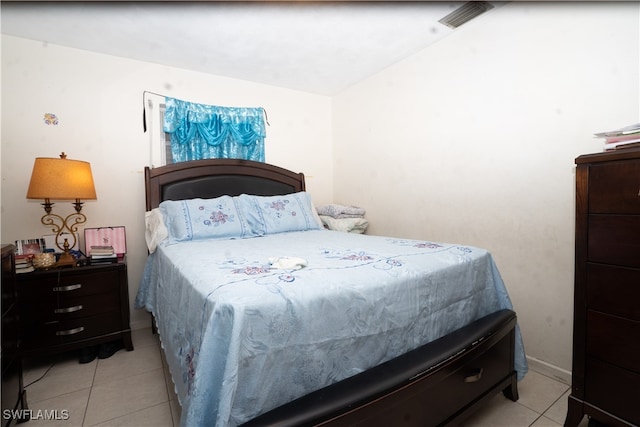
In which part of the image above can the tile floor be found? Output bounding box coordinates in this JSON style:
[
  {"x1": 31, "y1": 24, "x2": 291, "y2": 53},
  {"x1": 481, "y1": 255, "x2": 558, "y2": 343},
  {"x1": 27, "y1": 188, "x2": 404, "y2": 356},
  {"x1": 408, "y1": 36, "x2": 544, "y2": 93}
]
[{"x1": 20, "y1": 328, "x2": 589, "y2": 427}]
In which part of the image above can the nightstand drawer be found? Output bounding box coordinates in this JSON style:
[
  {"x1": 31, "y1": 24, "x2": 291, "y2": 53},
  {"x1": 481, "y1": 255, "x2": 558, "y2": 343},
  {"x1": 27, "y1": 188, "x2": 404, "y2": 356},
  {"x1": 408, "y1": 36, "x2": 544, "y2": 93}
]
[
  {"x1": 19, "y1": 291, "x2": 120, "y2": 325},
  {"x1": 588, "y1": 215, "x2": 640, "y2": 268},
  {"x1": 20, "y1": 311, "x2": 122, "y2": 351},
  {"x1": 17, "y1": 268, "x2": 120, "y2": 300},
  {"x1": 586, "y1": 263, "x2": 640, "y2": 320},
  {"x1": 585, "y1": 357, "x2": 640, "y2": 425},
  {"x1": 588, "y1": 160, "x2": 640, "y2": 214},
  {"x1": 586, "y1": 310, "x2": 640, "y2": 373}
]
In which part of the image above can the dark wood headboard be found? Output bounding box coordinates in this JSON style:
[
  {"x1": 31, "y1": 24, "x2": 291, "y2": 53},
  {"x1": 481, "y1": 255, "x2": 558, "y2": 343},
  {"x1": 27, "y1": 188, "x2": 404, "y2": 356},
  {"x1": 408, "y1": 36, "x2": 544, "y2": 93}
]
[{"x1": 145, "y1": 159, "x2": 306, "y2": 210}]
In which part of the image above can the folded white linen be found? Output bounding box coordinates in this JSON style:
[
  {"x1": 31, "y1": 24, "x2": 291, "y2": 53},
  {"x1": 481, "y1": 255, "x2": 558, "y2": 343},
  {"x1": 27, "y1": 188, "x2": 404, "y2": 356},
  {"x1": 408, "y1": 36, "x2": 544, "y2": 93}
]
[
  {"x1": 145, "y1": 208, "x2": 169, "y2": 253},
  {"x1": 268, "y1": 256, "x2": 308, "y2": 270},
  {"x1": 316, "y1": 204, "x2": 366, "y2": 219},
  {"x1": 319, "y1": 215, "x2": 369, "y2": 234}
]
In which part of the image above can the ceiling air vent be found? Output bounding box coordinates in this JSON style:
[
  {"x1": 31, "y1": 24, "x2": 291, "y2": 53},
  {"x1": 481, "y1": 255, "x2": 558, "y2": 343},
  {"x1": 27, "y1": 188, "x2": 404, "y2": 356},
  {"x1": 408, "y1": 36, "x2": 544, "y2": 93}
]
[{"x1": 438, "y1": 1, "x2": 494, "y2": 29}]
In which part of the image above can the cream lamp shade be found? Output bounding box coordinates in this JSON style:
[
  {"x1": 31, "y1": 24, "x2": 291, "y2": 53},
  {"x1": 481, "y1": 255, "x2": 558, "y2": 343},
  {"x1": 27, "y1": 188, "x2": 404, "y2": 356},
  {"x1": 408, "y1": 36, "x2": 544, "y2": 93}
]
[{"x1": 26, "y1": 155, "x2": 97, "y2": 200}]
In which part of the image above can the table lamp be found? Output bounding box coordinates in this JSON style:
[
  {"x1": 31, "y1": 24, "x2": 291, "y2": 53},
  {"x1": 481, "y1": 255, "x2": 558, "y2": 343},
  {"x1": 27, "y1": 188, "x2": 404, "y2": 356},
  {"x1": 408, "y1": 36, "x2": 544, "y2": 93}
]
[{"x1": 26, "y1": 152, "x2": 97, "y2": 267}]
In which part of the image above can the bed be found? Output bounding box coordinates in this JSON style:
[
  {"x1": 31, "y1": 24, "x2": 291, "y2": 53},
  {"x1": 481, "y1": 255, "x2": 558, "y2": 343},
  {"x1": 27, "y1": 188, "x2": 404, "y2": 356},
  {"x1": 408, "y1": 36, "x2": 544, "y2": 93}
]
[{"x1": 136, "y1": 158, "x2": 527, "y2": 427}]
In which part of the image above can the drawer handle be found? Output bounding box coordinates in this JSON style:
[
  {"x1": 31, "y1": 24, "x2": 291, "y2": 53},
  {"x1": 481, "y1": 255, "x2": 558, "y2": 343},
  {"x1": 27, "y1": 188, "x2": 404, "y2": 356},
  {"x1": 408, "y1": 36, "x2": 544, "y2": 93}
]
[
  {"x1": 56, "y1": 326, "x2": 84, "y2": 336},
  {"x1": 52, "y1": 284, "x2": 82, "y2": 292},
  {"x1": 464, "y1": 368, "x2": 483, "y2": 383},
  {"x1": 54, "y1": 305, "x2": 83, "y2": 314}
]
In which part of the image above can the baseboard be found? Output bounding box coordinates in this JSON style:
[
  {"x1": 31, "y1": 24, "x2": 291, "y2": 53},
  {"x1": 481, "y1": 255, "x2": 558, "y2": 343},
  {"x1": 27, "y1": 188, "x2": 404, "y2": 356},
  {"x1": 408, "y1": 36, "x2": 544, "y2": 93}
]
[{"x1": 526, "y1": 355, "x2": 571, "y2": 385}]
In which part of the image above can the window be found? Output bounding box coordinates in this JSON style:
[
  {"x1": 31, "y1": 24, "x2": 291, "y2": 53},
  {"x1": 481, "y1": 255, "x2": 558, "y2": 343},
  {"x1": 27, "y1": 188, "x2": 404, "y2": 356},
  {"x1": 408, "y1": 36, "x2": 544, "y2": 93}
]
[
  {"x1": 146, "y1": 93, "x2": 172, "y2": 167},
  {"x1": 159, "y1": 104, "x2": 174, "y2": 165},
  {"x1": 145, "y1": 94, "x2": 266, "y2": 166}
]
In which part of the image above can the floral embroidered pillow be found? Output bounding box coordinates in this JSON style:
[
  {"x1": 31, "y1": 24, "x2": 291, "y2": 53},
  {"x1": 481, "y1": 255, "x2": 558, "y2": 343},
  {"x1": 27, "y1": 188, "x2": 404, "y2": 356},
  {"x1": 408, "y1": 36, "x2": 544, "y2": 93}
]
[
  {"x1": 159, "y1": 196, "x2": 258, "y2": 242},
  {"x1": 238, "y1": 192, "x2": 324, "y2": 235}
]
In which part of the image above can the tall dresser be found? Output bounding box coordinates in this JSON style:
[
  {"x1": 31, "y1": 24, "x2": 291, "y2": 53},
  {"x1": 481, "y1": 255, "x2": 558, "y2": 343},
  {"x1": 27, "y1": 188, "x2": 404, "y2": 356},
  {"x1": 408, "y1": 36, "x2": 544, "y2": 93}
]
[{"x1": 565, "y1": 147, "x2": 640, "y2": 427}]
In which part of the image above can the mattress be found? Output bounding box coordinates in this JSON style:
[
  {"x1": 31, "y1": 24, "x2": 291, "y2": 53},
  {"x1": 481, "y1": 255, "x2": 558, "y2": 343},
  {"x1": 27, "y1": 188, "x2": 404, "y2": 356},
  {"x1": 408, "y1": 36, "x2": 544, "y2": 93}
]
[{"x1": 135, "y1": 229, "x2": 527, "y2": 426}]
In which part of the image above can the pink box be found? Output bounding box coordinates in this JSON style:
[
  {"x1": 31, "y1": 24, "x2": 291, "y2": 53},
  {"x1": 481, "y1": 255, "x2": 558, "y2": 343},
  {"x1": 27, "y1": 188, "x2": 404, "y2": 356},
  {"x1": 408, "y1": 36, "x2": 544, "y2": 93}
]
[{"x1": 84, "y1": 226, "x2": 127, "y2": 256}]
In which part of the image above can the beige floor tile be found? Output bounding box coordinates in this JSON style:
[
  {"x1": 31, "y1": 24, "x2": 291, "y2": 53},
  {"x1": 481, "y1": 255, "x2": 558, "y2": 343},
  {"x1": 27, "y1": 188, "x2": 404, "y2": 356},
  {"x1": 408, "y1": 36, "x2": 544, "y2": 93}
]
[
  {"x1": 84, "y1": 368, "x2": 168, "y2": 426},
  {"x1": 93, "y1": 402, "x2": 174, "y2": 427},
  {"x1": 169, "y1": 398, "x2": 182, "y2": 426},
  {"x1": 544, "y1": 390, "x2": 570, "y2": 425},
  {"x1": 461, "y1": 394, "x2": 540, "y2": 427},
  {"x1": 531, "y1": 415, "x2": 562, "y2": 427},
  {"x1": 93, "y1": 343, "x2": 163, "y2": 386},
  {"x1": 159, "y1": 345, "x2": 170, "y2": 372},
  {"x1": 23, "y1": 356, "x2": 59, "y2": 383},
  {"x1": 23, "y1": 351, "x2": 89, "y2": 385},
  {"x1": 23, "y1": 355, "x2": 97, "y2": 403},
  {"x1": 543, "y1": 390, "x2": 592, "y2": 427},
  {"x1": 517, "y1": 370, "x2": 570, "y2": 414},
  {"x1": 22, "y1": 388, "x2": 90, "y2": 427},
  {"x1": 165, "y1": 375, "x2": 179, "y2": 404},
  {"x1": 131, "y1": 327, "x2": 160, "y2": 349}
]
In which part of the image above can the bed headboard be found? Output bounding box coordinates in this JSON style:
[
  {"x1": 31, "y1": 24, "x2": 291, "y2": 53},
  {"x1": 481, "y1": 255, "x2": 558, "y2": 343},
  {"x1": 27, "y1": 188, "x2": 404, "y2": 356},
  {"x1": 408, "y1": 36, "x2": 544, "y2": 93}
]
[{"x1": 145, "y1": 159, "x2": 306, "y2": 210}]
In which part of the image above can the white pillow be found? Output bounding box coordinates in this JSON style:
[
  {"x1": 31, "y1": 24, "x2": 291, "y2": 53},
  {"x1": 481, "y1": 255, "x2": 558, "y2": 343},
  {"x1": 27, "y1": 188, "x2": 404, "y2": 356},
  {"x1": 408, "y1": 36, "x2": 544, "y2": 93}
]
[{"x1": 144, "y1": 208, "x2": 169, "y2": 253}]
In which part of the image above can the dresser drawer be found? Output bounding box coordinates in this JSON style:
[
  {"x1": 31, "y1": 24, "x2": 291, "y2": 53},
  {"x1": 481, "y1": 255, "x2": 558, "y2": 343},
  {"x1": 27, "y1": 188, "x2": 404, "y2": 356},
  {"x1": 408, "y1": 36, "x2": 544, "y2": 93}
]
[
  {"x1": 585, "y1": 357, "x2": 640, "y2": 425},
  {"x1": 586, "y1": 263, "x2": 640, "y2": 320},
  {"x1": 20, "y1": 311, "x2": 122, "y2": 351},
  {"x1": 588, "y1": 159, "x2": 640, "y2": 214},
  {"x1": 19, "y1": 291, "x2": 121, "y2": 325},
  {"x1": 586, "y1": 310, "x2": 640, "y2": 373},
  {"x1": 588, "y1": 215, "x2": 640, "y2": 268},
  {"x1": 419, "y1": 331, "x2": 513, "y2": 423},
  {"x1": 17, "y1": 268, "x2": 120, "y2": 300}
]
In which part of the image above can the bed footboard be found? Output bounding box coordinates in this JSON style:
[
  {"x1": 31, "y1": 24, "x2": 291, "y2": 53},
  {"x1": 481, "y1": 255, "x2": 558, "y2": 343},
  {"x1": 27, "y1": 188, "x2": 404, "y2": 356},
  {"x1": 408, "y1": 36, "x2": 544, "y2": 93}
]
[{"x1": 243, "y1": 309, "x2": 518, "y2": 427}]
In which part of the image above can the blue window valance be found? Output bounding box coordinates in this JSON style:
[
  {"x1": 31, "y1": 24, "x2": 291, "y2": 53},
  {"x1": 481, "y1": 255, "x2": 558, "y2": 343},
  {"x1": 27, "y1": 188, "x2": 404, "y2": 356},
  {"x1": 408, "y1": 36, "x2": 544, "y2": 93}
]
[{"x1": 163, "y1": 97, "x2": 266, "y2": 163}]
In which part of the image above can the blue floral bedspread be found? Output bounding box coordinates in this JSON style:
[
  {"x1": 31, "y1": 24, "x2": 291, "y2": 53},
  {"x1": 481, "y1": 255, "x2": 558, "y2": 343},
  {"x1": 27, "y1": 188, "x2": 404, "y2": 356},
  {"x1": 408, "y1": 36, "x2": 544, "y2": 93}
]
[{"x1": 135, "y1": 230, "x2": 527, "y2": 426}]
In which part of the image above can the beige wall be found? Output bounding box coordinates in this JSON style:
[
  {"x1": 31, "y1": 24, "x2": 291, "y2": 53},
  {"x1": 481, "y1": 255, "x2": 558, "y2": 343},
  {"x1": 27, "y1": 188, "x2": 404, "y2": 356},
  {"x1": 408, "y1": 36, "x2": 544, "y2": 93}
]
[
  {"x1": 0, "y1": 35, "x2": 334, "y2": 329},
  {"x1": 332, "y1": 2, "x2": 639, "y2": 379}
]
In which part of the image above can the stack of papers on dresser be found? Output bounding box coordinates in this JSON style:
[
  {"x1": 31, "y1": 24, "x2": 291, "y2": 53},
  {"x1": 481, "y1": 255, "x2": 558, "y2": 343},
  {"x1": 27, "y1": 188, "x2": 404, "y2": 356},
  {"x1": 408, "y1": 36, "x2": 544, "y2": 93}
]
[{"x1": 595, "y1": 123, "x2": 640, "y2": 151}]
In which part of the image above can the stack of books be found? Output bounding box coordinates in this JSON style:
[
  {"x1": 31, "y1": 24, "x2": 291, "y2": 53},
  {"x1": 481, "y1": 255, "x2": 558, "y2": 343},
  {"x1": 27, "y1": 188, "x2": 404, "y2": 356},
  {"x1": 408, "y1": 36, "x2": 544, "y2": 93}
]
[
  {"x1": 15, "y1": 254, "x2": 35, "y2": 274},
  {"x1": 90, "y1": 245, "x2": 117, "y2": 263},
  {"x1": 594, "y1": 123, "x2": 640, "y2": 151}
]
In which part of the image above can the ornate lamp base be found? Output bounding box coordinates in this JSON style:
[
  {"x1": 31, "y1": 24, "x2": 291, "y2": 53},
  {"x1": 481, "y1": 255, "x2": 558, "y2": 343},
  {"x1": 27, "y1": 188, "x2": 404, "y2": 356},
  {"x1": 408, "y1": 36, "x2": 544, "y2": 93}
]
[
  {"x1": 40, "y1": 203, "x2": 86, "y2": 268},
  {"x1": 56, "y1": 251, "x2": 77, "y2": 268}
]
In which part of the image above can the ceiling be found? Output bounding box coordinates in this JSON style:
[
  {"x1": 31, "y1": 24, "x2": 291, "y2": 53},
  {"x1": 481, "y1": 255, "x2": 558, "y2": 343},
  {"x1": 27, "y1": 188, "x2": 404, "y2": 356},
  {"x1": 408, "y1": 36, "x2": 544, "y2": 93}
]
[{"x1": 1, "y1": 2, "x2": 501, "y2": 95}]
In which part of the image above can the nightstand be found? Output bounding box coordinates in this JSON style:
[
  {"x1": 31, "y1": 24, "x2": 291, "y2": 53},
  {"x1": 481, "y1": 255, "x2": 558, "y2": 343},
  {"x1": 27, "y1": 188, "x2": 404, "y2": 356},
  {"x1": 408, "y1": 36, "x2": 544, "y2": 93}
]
[
  {"x1": 2, "y1": 244, "x2": 29, "y2": 426},
  {"x1": 15, "y1": 259, "x2": 133, "y2": 357}
]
